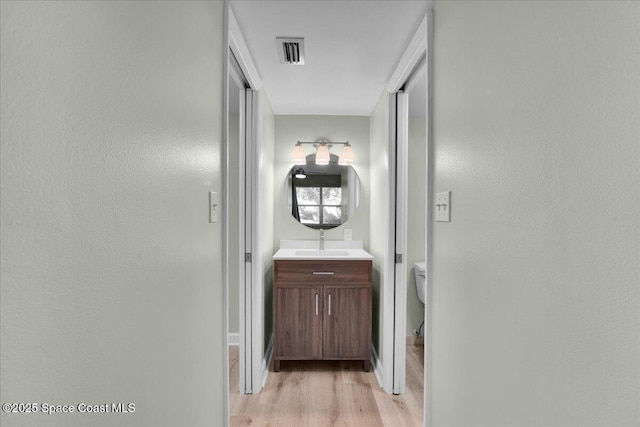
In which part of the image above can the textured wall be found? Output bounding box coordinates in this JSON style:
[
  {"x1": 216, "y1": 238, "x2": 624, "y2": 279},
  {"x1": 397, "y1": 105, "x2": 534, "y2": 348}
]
[
  {"x1": 273, "y1": 115, "x2": 370, "y2": 246},
  {"x1": 431, "y1": 1, "x2": 640, "y2": 426},
  {"x1": 0, "y1": 2, "x2": 225, "y2": 426}
]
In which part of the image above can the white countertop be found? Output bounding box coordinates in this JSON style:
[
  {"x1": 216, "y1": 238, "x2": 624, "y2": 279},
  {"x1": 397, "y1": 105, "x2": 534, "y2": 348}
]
[{"x1": 273, "y1": 240, "x2": 374, "y2": 261}]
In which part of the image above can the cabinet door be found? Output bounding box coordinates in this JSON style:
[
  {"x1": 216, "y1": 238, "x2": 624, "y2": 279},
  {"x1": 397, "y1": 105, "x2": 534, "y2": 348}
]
[
  {"x1": 323, "y1": 285, "x2": 371, "y2": 359},
  {"x1": 275, "y1": 286, "x2": 322, "y2": 359}
]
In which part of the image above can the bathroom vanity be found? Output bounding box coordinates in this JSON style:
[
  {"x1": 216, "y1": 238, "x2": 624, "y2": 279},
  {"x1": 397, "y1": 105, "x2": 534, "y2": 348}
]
[{"x1": 272, "y1": 242, "x2": 373, "y2": 372}]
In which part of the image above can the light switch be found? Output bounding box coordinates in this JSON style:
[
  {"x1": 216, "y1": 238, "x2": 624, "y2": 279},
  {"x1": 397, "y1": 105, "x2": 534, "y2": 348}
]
[
  {"x1": 209, "y1": 191, "x2": 218, "y2": 223},
  {"x1": 435, "y1": 191, "x2": 451, "y2": 222},
  {"x1": 344, "y1": 228, "x2": 353, "y2": 241}
]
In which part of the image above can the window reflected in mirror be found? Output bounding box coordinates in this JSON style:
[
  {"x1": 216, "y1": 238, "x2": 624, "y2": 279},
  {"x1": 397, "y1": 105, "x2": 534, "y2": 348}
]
[
  {"x1": 285, "y1": 154, "x2": 360, "y2": 230},
  {"x1": 295, "y1": 186, "x2": 342, "y2": 226}
]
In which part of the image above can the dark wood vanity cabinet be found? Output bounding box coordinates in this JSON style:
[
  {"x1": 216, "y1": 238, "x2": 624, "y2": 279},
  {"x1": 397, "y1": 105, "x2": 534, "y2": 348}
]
[
  {"x1": 273, "y1": 259, "x2": 372, "y2": 372},
  {"x1": 274, "y1": 285, "x2": 323, "y2": 361}
]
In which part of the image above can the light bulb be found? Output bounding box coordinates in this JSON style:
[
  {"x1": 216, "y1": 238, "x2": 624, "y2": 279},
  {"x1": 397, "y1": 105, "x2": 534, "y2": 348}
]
[
  {"x1": 338, "y1": 144, "x2": 354, "y2": 165},
  {"x1": 315, "y1": 144, "x2": 330, "y2": 165},
  {"x1": 291, "y1": 143, "x2": 306, "y2": 164}
]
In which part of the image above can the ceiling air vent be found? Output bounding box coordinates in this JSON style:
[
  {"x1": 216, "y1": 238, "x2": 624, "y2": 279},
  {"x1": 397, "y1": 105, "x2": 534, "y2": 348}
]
[{"x1": 276, "y1": 37, "x2": 305, "y2": 65}]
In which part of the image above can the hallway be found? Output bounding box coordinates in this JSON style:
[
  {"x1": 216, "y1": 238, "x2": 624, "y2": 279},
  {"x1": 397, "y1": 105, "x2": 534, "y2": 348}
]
[{"x1": 2, "y1": 2, "x2": 638, "y2": 426}]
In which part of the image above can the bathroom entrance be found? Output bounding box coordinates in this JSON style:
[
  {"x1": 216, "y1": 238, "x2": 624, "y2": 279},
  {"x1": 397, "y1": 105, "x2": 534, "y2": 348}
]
[
  {"x1": 386, "y1": 12, "x2": 431, "y2": 409},
  {"x1": 225, "y1": 6, "x2": 267, "y2": 399},
  {"x1": 225, "y1": 2, "x2": 432, "y2": 425}
]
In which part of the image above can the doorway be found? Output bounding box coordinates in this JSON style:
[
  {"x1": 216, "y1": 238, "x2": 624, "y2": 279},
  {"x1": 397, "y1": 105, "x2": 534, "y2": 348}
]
[
  {"x1": 404, "y1": 65, "x2": 428, "y2": 414},
  {"x1": 225, "y1": 4, "x2": 270, "y2": 404},
  {"x1": 227, "y1": 48, "x2": 249, "y2": 393},
  {"x1": 386, "y1": 10, "x2": 432, "y2": 425},
  {"x1": 225, "y1": 3, "x2": 433, "y2": 426},
  {"x1": 398, "y1": 57, "x2": 429, "y2": 426}
]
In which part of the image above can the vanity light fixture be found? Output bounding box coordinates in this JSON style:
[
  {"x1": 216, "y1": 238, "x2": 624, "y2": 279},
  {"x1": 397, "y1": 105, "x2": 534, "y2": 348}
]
[
  {"x1": 291, "y1": 139, "x2": 354, "y2": 166},
  {"x1": 294, "y1": 168, "x2": 306, "y2": 179}
]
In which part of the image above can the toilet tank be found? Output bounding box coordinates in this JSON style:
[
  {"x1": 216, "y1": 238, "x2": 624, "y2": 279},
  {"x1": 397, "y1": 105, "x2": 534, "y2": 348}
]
[{"x1": 413, "y1": 261, "x2": 426, "y2": 304}]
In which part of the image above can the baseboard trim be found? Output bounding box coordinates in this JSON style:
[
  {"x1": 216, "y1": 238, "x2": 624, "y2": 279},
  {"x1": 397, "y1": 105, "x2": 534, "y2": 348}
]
[
  {"x1": 228, "y1": 333, "x2": 239, "y2": 346},
  {"x1": 370, "y1": 343, "x2": 384, "y2": 389}
]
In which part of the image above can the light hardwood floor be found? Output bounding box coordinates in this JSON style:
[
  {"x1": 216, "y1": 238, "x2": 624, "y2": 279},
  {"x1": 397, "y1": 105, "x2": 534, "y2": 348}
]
[{"x1": 229, "y1": 340, "x2": 424, "y2": 427}]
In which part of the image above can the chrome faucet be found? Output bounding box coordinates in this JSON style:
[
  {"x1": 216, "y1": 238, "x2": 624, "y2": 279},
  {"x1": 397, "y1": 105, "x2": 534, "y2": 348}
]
[{"x1": 319, "y1": 229, "x2": 325, "y2": 250}]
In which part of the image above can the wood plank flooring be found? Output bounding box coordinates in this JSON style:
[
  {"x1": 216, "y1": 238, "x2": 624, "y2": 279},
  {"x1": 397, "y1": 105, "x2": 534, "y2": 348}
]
[{"x1": 229, "y1": 340, "x2": 424, "y2": 427}]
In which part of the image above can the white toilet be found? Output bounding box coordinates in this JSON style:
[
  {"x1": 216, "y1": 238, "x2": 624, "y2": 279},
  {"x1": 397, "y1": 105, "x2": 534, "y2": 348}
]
[
  {"x1": 413, "y1": 261, "x2": 426, "y2": 304},
  {"x1": 413, "y1": 261, "x2": 426, "y2": 336}
]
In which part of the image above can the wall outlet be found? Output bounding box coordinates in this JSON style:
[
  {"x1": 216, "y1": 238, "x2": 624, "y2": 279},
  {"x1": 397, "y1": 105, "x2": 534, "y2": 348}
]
[
  {"x1": 344, "y1": 228, "x2": 353, "y2": 241},
  {"x1": 435, "y1": 191, "x2": 451, "y2": 222}
]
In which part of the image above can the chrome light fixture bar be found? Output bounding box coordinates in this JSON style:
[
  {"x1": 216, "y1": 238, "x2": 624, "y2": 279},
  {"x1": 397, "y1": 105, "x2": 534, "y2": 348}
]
[{"x1": 291, "y1": 139, "x2": 354, "y2": 166}]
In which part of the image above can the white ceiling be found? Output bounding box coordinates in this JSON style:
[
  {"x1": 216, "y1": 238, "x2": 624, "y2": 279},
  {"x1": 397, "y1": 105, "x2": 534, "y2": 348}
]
[{"x1": 231, "y1": 0, "x2": 430, "y2": 116}]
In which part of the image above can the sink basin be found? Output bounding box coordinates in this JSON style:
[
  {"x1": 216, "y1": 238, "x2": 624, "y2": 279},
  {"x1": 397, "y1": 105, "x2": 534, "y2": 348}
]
[{"x1": 294, "y1": 250, "x2": 350, "y2": 257}]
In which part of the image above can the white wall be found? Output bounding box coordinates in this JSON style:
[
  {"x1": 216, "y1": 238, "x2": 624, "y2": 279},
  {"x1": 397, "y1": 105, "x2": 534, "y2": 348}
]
[
  {"x1": 273, "y1": 115, "x2": 370, "y2": 246},
  {"x1": 259, "y1": 92, "x2": 276, "y2": 353},
  {"x1": 0, "y1": 2, "x2": 225, "y2": 426},
  {"x1": 431, "y1": 1, "x2": 640, "y2": 426},
  {"x1": 368, "y1": 92, "x2": 390, "y2": 360},
  {"x1": 406, "y1": 115, "x2": 426, "y2": 335}
]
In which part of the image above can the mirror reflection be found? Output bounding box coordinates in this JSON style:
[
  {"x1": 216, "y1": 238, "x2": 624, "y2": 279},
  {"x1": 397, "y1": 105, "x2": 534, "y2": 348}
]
[{"x1": 285, "y1": 154, "x2": 360, "y2": 229}]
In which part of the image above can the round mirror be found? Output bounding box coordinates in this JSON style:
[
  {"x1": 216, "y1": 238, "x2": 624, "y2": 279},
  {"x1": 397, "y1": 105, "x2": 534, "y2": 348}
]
[{"x1": 284, "y1": 153, "x2": 360, "y2": 229}]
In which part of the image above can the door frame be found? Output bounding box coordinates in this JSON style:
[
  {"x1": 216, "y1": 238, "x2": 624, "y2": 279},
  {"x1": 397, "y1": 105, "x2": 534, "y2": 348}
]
[
  {"x1": 238, "y1": 86, "x2": 260, "y2": 394},
  {"x1": 223, "y1": 1, "x2": 264, "y2": 416},
  {"x1": 385, "y1": 9, "x2": 433, "y2": 426},
  {"x1": 392, "y1": 90, "x2": 409, "y2": 394}
]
